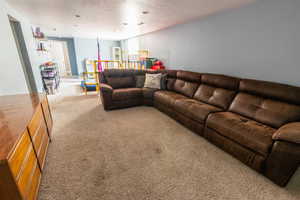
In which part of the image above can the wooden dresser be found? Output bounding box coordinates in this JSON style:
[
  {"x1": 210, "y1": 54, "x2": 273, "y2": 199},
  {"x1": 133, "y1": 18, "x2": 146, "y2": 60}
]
[{"x1": 0, "y1": 93, "x2": 52, "y2": 200}]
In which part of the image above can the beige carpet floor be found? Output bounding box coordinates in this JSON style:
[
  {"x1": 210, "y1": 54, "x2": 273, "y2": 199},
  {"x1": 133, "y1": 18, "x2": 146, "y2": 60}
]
[{"x1": 39, "y1": 89, "x2": 300, "y2": 200}]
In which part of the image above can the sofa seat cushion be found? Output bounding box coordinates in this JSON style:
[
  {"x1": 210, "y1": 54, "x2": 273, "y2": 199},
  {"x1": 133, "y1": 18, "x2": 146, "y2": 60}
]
[
  {"x1": 207, "y1": 112, "x2": 276, "y2": 156},
  {"x1": 112, "y1": 88, "x2": 142, "y2": 101},
  {"x1": 173, "y1": 99, "x2": 222, "y2": 124},
  {"x1": 154, "y1": 90, "x2": 189, "y2": 107},
  {"x1": 142, "y1": 88, "x2": 159, "y2": 99}
]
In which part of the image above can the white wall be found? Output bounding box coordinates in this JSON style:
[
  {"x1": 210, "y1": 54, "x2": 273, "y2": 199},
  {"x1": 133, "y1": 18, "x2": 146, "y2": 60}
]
[
  {"x1": 0, "y1": 0, "x2": 28, "y2": 95},
  {"x1": 74, "y1": 38, "x2": 120, "y2": 73},
  {"x1": 122, "y1": 0, "x2": 300, "y2": 87},
  {"x1": 0, "y1": 0, "x2": 48, "y2": 95},
  {"x1": 48, "y1": 41, "x2": 68, "y2": 76}
]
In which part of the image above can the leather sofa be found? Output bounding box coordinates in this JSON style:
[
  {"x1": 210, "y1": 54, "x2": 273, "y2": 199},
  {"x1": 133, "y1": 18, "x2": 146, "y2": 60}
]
[{"x1": 99, "y1": 69, "x2": 300, "y2": 187}]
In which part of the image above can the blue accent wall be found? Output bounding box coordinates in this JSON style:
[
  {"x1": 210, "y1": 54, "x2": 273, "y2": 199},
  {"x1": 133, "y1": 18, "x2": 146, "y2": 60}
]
[
  {"x1": 48, "y1": 37, "x2": 79, "y2": 75},
  {"x1": 74, "y1": 38, "x2": 120, "y2": 74}
]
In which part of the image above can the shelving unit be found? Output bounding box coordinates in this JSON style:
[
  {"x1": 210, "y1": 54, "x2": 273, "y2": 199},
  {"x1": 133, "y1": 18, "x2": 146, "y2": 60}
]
[{"x1": 40, "y1": 63, "x2": 60, "y2": 94}]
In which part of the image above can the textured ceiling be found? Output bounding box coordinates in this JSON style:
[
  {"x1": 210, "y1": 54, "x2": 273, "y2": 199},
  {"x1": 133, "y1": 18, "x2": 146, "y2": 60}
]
[{"x1": 6, "y1": 0, "x2": 255, "y2": 40}]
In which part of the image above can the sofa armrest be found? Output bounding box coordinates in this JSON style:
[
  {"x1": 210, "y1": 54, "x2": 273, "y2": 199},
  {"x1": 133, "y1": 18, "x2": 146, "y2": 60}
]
[
  {"x1": 99, "y1": 83, "x2": 113, "y2": 110},
  {"x1": 265, "y1": 141, "x2": 300, "y2": 186},
  {"x1": 100, "y1": 83, "x2": 113, "y2": 93},
  {"x1": 272, "y1": 122, "x2": 300, "y2": 144}
]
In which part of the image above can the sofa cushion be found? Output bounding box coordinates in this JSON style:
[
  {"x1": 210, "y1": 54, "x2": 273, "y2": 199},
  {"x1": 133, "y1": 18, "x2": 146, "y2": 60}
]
[
  {"x1": 207, "y1": 112, "x2": 276, "y2": 156},
  {"x1": 201, "y1": 74, "x2": 239, "y2": 90},
  {"x1": 176, "y1": 71, "x2": 201, "y2": 82},
  {"x1": 106, "y1": 76, "x2": 135, "y2": 89},
  {"x1": 154, "y1": 90, "x2": 189, "y2": 107},
  {"x1": 173, "y1": 79, "x2": 199, "y2": 98},
  {"x1": 229, "y1": 93, "x2": 300, "y2": 128},
  {"x1": 135, "y1": 75, "x2": 145, "y2": 88},
  {"x1": 172, "y1": 99, "x2": 222, "y2": 123},
  {"x1": 167, "y1": 78, "x2": 176, "y2": 91},
  {"x1": 204, "y1": 128, "x2": 266, "y2": 172},
  {"x1": 142, "y1": 88, "x2": 158, "y2": 99},
  {"x1": 240, "y1": 79, "x2": 300, "y2": 105},
  {"x1": 168, "y1": 71, "x2": 201, "y2": 98},
  {"x1": 193, "y1": 85, "x2": 236, "y2": 110},
  {"x1": 112, "y1": 88, "x2": 142, "y2": 101},
  {"x1": 144, "y1": 73, "x2": 163, "y2": 89}
]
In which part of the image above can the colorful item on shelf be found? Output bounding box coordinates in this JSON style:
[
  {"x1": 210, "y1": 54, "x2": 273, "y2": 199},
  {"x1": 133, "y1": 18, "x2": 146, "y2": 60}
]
[
  {"x1": 81, "y1": 59, "x2": 99, "y2": 95},
  {"x1": 151, "y1": 60, "x2": 165, "y2": 70},
  {"x1": 32, "y1": 27, "x2": 45, "y2": 39},
  {"x1": 40, "y1": 63, "x2": 60, "y2": 95},
  {"x1": 45, "y1": 61, "x2": 55, "y2": 66},
  {"x1": 80, "y1": 80, "x2": 97, "y2": 91}
]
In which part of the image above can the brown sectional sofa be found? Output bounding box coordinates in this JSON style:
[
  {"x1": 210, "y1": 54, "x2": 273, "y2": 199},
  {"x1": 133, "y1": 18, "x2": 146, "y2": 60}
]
[{"x1": 99, "y1": 69, "x2": 300, "y2": 187}]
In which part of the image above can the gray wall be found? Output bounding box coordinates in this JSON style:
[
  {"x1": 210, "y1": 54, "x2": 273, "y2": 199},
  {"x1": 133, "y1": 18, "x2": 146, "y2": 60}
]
[
  {"x1": 0, "y1": 0, "x2": 28, "y2": 95},
  {"x1": 48, "y1": 37, "x2": 79, "y2": 75},
  {"x1": 74, "y1": 38, "x2": 120, "y2": 74},
  {"x1": 1, "y1": 0, "x2": 50, "y2": 95},
  {"x1": 122, "y1": 0, "x2": 300, "y2": 87}
]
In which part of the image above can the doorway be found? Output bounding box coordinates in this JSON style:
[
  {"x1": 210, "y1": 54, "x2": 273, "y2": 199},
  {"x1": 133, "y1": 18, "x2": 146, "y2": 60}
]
[
  {"x1": 48, "y1": 40, "x2": 72, "y2": 78},
  {"x1": 9, "y1": 16, "x2": 37, "y2": 93}
]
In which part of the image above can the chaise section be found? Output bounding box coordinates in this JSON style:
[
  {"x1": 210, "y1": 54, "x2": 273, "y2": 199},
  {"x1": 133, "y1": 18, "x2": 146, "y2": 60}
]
[{"x1": 206, "y1": 112, "x2": 275, "y2": 156}]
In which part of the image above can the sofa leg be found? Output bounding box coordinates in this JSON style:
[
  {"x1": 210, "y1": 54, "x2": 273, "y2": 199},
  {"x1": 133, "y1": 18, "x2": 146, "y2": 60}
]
[{"x1": 264, "y1": 141, "x2": 300, "y2": 187}]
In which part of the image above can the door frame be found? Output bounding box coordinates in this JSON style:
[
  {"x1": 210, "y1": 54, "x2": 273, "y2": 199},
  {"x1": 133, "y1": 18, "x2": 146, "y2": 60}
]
[{"x1": 9, "y1": 16, "x2": 37, "y2": 93}]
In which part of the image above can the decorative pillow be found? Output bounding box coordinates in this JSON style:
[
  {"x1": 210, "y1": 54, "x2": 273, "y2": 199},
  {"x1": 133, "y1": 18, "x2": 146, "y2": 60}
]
[
  {"x1": 144, "y1": 73, "x2": 163, "y2": 89},
  {"x1": 135, "y1": 75, "x2": 145, "y2": 88},
  {"x1": 106, "y1": 76, "x2": 135, "y2": 89}
]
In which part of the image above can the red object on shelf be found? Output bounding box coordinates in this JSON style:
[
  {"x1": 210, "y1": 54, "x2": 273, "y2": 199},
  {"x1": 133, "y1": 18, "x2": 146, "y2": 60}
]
[{"x1": 151, "y1": 60, "x2": 165, "y2": 70}]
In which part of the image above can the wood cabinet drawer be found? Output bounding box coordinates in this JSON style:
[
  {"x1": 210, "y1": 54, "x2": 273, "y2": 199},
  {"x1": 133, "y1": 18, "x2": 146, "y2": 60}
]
[
  {"x1": 27, "y1": 163, "x2": 41, "y2": 200},
  {"x1": 38, "y1": 131, "x2": 49, "y2": 170},
  {"x1": 32, "y1": 120, "x2": 47, "y2": 155},
  {"x1": 41, "y1": 98, "x2": 52, "y2": 134},
  {"x1": 17, "y1": 146, "x2": 38, "y2": 198},
  {"x1": 8, "y1": 130, "x2": 31, "y2": 179},
  {"x1": 28, "y1": 106, "x2": 43, "y2": 138}
]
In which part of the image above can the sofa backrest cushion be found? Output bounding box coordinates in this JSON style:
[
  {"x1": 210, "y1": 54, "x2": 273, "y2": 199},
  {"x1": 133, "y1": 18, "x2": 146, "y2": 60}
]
[
  {"x1": 166, "y1": 70, "x2": 178, "y2": 91},
  {"x1": 106, "y1": 76, "x2": 135, "y2": 89},
  {"x1": 170, "y1": 71, "x2": 201, "y2": 98},
  {"x1": 193, "y1": 74, "x2": 239, "y2": 110},
  {"x1": 230, "y1": 79, "x2": 300, "y2": 128},
  {"x1": 201, "y1": 74, "x2": 240, "y2": 90},
  {"x1": 239, "y1": 79, "x2": 300, "y2": 105},
  {"x1": 101, "y1": 69, "x2": 169, "y2": 89},
  {"x1": 100, "y1": 69, "x2": 135, "y2": 89}
]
